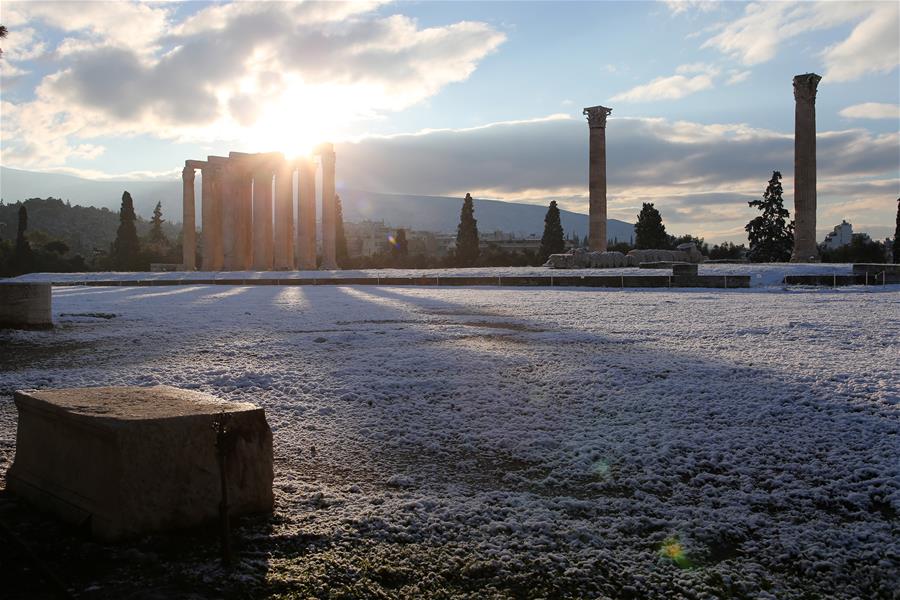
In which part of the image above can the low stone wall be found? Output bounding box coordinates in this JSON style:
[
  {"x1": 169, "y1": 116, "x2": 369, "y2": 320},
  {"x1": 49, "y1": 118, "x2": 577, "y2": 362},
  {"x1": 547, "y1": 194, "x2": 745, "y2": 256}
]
[
  {"x1": 7, "y1": 385, "x2": 273, "y2": 541},
  {"x1": 0, "y1": 282, "x2": 52, "y2": 329}
]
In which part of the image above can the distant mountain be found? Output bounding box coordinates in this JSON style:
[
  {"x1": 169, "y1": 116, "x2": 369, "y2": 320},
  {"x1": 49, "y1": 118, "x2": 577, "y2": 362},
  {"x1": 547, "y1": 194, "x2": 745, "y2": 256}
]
[{"x1": 0, "y1": 166, "x2": 634, "y2": 241}]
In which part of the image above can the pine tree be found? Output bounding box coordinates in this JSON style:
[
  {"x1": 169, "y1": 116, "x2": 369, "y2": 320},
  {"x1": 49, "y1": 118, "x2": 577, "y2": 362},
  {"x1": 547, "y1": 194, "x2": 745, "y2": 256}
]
[
  {"x1": 455, "y1": 193, "x2": 479, "y2": 266},
  {"x1": 539, "y1": 200, "x2": 565, "y2": 261},
  {"x1": 634, "y1": 203, "x2": 668, "y2": 249},
  {"x1": 335, "y1": 194, "x2": 349, "y2": 268},
  {"x1": 113, "y1": 191, "x2": 140, "y2": 270},
  {"x1": 745, "y1": 171, "x2": 794, "y2": 262},
  {"x1": 11, "y1": 204, "x2": 33, "y2": 274},
  {"x1": 149, "y1": 201, "x2": 166, "y2": 244},
  {"x1": 893, "y1": 197, "x2": 899, "y2": 263}
]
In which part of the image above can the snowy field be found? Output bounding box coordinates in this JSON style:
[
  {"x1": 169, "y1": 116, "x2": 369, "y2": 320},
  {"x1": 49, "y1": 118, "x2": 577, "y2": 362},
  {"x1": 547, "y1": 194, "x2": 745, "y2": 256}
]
[
  {"x1": 1, "y1": 281, "x2": 899, "y2": 598},
  {"x1": 13, "y1": 262, "x2": 859, "y2": 288}
]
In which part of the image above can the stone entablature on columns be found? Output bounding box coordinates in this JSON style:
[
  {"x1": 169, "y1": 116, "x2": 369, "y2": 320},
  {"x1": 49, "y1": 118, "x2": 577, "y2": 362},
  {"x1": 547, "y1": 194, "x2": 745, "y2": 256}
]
[
  {"x1": 584, "y1": 105, "x2": 612, "y2": 252},
  {"x1": 790, "y1": 73, "x2": 822, "y2": 263}
]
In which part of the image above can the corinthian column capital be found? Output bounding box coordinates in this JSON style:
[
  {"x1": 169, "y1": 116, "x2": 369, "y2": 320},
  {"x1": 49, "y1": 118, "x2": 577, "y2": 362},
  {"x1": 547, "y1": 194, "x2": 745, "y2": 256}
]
[
  {"x1": 182, "y1": 165, "x2": 195, "y2": 182},
  {"x1": 583, "y1": 105, "x2": 612, "y2": 129},
  {"x1": 793, "y1": 73, "x2": 822, "y2": 103}
]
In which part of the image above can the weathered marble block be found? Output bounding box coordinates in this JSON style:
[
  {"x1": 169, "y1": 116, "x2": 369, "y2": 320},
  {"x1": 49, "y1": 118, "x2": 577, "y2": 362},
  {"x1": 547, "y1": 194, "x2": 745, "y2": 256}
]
[
  {"x1": 6, "y1": 385, "x2": 273, "y2": 541},
  {"x1": 0, "y1": 282, "x2": 52, "y2": 329}
]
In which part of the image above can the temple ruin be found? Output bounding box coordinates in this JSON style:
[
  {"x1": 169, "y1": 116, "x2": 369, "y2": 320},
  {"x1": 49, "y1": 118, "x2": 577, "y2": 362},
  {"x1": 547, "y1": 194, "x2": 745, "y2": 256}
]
[{"x1": 181, "y1": 144, "x2": 337, "y2": 271}]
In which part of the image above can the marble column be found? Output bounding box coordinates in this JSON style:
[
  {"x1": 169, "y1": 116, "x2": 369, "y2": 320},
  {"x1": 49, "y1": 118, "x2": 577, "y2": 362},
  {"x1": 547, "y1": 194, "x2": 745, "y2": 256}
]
[
  {"x1": 790, "y1": 73, "x2": 822, "y2": 263},
  {"x1": 320, "y1": 144, "x2": 338, "y2": 270},
  {"x1": 182, "y1": 165, "x2": 196, "y2": 270},
  {"x1": 297, "y1": 158, "x2": 317, "y2": 270},
  {"x1": 584, "y1": 105, "x2": 612, "y2": 252},
  {"x1": 238, "y1": 168, "x2": 254, "y2": 270},
  {"x1": 206, "y1": 157, "x2": 228, "y2": 271},
  {"x1": 221, "y1": 160, "x2": 241, "y2": 271},
  {"x1": 252, "y1": 168, "x2": 274, "y2": 270},
  {"x1": 273, "y1": 160, "x2": 294, "y2": 270}
]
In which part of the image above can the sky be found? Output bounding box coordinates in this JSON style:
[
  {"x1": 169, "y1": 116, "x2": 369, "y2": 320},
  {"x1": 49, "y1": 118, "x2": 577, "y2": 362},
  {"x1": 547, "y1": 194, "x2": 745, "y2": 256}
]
[{"x1": 0, "y1": 0, "x2": 898, "y2": 243}]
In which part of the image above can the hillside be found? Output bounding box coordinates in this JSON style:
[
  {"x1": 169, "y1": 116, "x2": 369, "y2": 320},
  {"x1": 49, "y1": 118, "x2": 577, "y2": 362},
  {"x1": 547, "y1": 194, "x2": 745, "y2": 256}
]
[
  {"x1": 0, "y1": 166, "x2": 634, "y2": 241},
  {"x1": 0, "y1": 198, "x2": 180, "y2": 258}
]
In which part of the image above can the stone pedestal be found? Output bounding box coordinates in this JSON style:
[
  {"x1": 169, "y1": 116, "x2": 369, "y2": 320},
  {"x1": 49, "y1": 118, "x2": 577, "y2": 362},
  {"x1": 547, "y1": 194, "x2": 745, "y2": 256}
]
[
  {"x1": 0, "y1": 283, "x2": 52, "y2": 329},
  {"x1": 584, "y1": 105, "x2": 612, "y2": 252},
  {"x1": 6, "y1": 386, "x2": 273, "y2": 541},
  {"x1": 790, "y1": 73, "x2": 821, "y2": 263}
]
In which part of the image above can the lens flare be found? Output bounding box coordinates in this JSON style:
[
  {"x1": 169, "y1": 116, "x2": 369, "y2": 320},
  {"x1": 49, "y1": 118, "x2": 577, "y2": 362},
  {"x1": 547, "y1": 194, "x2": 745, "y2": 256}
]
[{"x1": 660, "y1": 536, "x2": 692, "y2": 569}]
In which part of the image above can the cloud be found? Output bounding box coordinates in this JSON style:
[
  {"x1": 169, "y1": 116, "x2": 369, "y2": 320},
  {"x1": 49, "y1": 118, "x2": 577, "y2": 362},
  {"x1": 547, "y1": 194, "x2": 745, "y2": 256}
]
[
  {"x1": 822, "y1": 2, "x2": 900, "y2": 82},
  {"x1": 839, "y1": 103, "x2": 900, "y2": 120},
  {"x1": 725, "y1": 70, "x2": 750, "y2": 85},
  {"x1": 0, "y1": 1, "x2": 506, "y2": 167},
  {"x1": 701, "y1": 1, "x2": 897, "y2": 79},
  {"x1": 663, "y1": 1, "x2": 718, "y2": 16},
  {"x1": 612, "y1": 72, "x2": 715, "y2": 103},
  {"x1": 334, "y1": 114, "x2": 898, "y2": 242}
]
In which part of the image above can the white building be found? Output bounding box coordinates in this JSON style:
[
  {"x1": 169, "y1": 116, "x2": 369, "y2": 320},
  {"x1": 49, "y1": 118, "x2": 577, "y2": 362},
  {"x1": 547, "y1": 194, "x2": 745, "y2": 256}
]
[{"x1": 823, "y1": 220, "x2": 853, "y2": 249}]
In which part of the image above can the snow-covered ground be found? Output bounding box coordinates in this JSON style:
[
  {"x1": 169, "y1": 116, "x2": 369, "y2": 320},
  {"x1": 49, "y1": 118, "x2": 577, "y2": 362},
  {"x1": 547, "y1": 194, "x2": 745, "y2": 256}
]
[
  {"x1": 1, "y1": 282, "x2": 898, "y2": 597},
  {"x1": 12, "y1": 262, "x2": 860, "y2": 288}
]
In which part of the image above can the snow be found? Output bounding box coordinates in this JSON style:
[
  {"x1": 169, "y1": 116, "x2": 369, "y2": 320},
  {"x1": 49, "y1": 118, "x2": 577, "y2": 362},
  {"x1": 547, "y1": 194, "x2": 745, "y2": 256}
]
[
  {"x1": 1, "y1": 281, "x2": 898, "y2": 596},
  {"x1": 10, "y1": 262, "x2": 860, "y2": 288}
]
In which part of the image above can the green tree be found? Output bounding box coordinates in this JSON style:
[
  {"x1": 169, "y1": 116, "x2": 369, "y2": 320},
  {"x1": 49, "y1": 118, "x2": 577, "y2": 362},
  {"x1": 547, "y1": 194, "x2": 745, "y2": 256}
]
[
  {"x1": 893, "y1": 198, "x2": 899, "y2": 263},
  {"x1": 745, "y1": 171, "x2": 794, "y2": 262},
  {"x1": 11, "y1": 204, "x2": 34, "y2": 274},
  {"x1": 455, "y1": 193, "x2": 479, "y2": 267},
  {"x1": 634, "y1": 203, "x2": 668, "y2": 249},
  {"x1": 113, "y1": 191, "x2": 141, "y2": 270},
  {"x1": 539, "y1": 200, "x2": 565, "y2": 262},
  {"x1": 0, "y1": 25, "x2": 7, "y2": 58},
  {"x1": 709, "y1": 241, "x2": 746, "y2": 260},
  {"x1": 335, "y1": 194, "x2": 349, "y2": 268},
  {"x1": 149, "y1": 201, "x2": 166, "y2": 244}
]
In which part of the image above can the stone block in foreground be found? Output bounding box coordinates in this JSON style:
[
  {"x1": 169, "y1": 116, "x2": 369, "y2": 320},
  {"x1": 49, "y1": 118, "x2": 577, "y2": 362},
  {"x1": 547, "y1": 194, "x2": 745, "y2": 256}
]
[
  {"x1": 6, "y1": 385, "x2": 273, "y2": 541},
  {"x1": 0, "y1": 282, "x2": 52, "y2": 329}
]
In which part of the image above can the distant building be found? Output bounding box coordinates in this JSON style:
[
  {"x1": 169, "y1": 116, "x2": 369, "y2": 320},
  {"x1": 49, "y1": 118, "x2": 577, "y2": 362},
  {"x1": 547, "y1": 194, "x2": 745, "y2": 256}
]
[{"x1": 823, "y1": 220, "x2": 853, "y2": 249}]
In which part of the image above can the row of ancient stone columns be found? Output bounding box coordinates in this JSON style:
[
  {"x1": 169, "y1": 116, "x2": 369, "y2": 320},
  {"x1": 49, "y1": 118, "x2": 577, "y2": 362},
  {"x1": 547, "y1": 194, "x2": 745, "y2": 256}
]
[
  {"x1": 583, "y1": 73, "x2": 822, "y2": 261},
  {"x1": 182, "y1": 146, "x2": 338, "y2": 271}
]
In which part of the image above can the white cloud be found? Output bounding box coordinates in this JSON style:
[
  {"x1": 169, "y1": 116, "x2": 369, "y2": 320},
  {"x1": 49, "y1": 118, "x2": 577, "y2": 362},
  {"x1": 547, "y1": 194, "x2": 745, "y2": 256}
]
[
  {"x1": 0, "y1": 2, "x2": 506, "y2": 168},
  {"x1": 701, "y1": 1, "x2": 898, "y2": 81},
  {"x1": 839, "y1": 103, "x2": 900, "y2": 120},
  {"x1": 612, "y1": 72, "x2": 715, "y2": 102},
  {"x1": 822, "y1": 2, "x2": 900, "y2": 82},
  {"x1": 663, "y1": 1, "x2": 718, "y2": 16},
  {"x1": 726, "y1": 70, "x2": 750, "y2": 85}
]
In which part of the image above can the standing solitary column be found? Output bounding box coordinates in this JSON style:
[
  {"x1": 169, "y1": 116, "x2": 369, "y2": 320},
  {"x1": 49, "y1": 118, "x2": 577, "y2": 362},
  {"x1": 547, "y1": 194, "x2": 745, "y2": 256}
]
[
  {"x1": 206, "y1": 158, "x2": 227, "y2": 270},
  {"x1": 252, "y1": 168, "x2": 274, "y2": 270},
  {"x1": 182, "y1": 165, "x2": 196, "y2": 270},
  {"x1": 584, "y1": 105, "x2": 612, "y2": 252},
  {"x1": 297, "y1": 158, "x2": 317, "y2": 270},
  {"x1": 320, "y1": 144, "x2": 338, "y2": 270},
  {"x1": 273, "y1": 160, "x2": 294, "y2": 270},
  {"x1": 790, "y1": 73, "x2": 822, "y2": 263}
]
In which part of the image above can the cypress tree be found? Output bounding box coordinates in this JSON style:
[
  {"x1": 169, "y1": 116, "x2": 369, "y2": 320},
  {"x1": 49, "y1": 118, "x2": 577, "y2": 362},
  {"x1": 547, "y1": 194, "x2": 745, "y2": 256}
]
[
  {"x1": 11, "y1": 204, "x2": 33, "y2": 274},
  {"x1": 149, "y1": 201, "x2": 166, "y2": 244},
  {"x1": 634, "y1": 203, "x2": 668, "y2": 249},
  {"x1": 113, "y1": 191, "x2": 140, "y2": 270},
  {"x1": 335, "y1": 194, "x2": 348, "y2": 268},
  {"x1": 893, "y1": 197, "x2": 899, "y2": 263},
  {"x1": 455, "y1": 193, "x2": 479, "y2": 266},
  {"x1": 539, "y1": 200, "x2": 565, "y2": 261},
  {"x1": 745, "y1": 171, "x2": 794, "y2": 262},
  {"x1": 391, "y1": 228, "x2": 409, "y2": 262}
]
